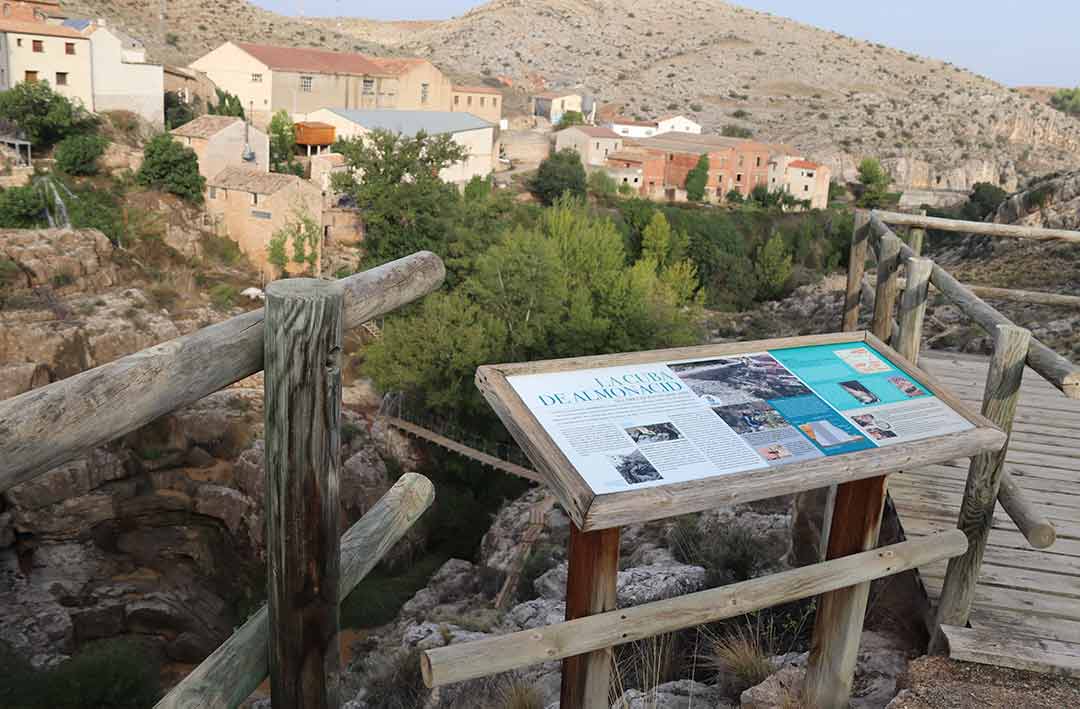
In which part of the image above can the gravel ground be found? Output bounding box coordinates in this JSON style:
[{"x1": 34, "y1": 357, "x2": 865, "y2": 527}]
[{"x1": 889, "y1": 656, "x2": 1080, "y2": 708}]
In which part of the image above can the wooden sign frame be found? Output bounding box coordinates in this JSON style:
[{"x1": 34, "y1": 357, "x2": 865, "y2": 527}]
[{"x1": 476, "y1": 331, "x2": 1006, "y2": 532}]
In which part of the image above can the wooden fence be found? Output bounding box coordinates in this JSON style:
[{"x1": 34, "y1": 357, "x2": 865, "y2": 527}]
[
  {"x1": 0, "y1": 252, "x2": 445, "y2": 708},
  {"x1": 845, "y1": 209, "x2": 1078, "y2": 650}
]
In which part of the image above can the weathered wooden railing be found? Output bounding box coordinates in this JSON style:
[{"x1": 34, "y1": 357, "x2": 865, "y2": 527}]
[
  {"x1": 844, "y1": 209, "x2": 1078, "y2": 650},
  {"x1": 0, "y1": 252, "x2": 446, "y2": 708}
]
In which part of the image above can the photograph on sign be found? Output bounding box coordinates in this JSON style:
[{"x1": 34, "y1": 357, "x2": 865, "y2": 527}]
[{"x1": 506, "y1": 342, "x2": 974, "y2": 495}]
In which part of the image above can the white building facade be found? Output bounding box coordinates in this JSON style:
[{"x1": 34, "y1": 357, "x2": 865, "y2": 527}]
[{"x1": 65, "y1": 21, "x2": 164, "y2": 127}]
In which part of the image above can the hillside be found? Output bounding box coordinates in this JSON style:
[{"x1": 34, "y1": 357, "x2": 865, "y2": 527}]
[{"x1": 60, "y1": 0, "x2": 1080, "y2": 197}]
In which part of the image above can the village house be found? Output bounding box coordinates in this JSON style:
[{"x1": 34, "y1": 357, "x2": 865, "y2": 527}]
[
  {"x1": 0, "y1": 16, "x2": 93, "y2": 111},
  {"x1": 607, "y1": 114, "x2": 702, "y2": 138},
  {"x1": 189, "y1": 42, "x2": 453, "y2": 126},
  {"x1": 451, "y1": 85, "x2": 502, "y2": 124},
  {"x1": 498, "y1": 129, "x2": 551, "y2": 166},
  {"x1": 205, "y1": 166, "x2": 323, "y2": 277},
  {"x1": 532, "y1": 90, "x2": 585, "y2": 125},
  {"x1": 603, "y1": 150, "x2": 665, "y2": 196},
  {"x1": 554, "y1": 125, "x2": 623, "y2": 166},
  {"x1": 300, "y1": 108, "x2": 494, "y2": 185},
  {"x1": 769, "y1": 154, "x2": 831, "y2": 209},
  {"x1": 163, "y1": 64, "x2": 216, "y2": 109},
  {"x1": 63, "y1": 19, "x2": 163, "y2": 127},
  {"x1": 171, "y1": 115, "x2": 270, "y2": 180}
]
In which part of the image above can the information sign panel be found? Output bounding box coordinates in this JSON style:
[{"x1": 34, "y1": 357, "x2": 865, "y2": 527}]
[{"x1": 476, "y1": 332, "x2": 1006, "y2": 531}]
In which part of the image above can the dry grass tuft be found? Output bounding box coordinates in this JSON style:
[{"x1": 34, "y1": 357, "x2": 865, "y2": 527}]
[
  {"x1": 701, "y1": 620, "x2": 776, "y2": 692},
  {"x1": 495, "y1": 677, "x2": 546, "y2": 709}
]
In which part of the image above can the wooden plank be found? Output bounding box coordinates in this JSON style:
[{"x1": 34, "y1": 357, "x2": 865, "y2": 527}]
[
  {"x1": 0, "y1": 252, "x2": 446, "y2": 493},
  {"x1": 421, "y1": 531, "x2": 968, "y2": 688},
  {"x1": 843, "y1": 210, "x2": 871, "y2": 332},
  {"x1": 939, "y1": 625, "x2": 1080, "y2": 678},
  {"x1": 876, "y1": 209, "x2": 1080, "y2": 244},
  {"x1": 264, "y1": 279, "x2": 344, "y2": 709},
  {"x1": 965, "y1": 285, "x2": 1080, "y2": 309},
  {"x1": 905, "y1": 465, "x2": 1080, "y2": 498},
  {"x1": 560, "y1": 525, "x2": 620, "y2": 709},
  {"x1": 892, "y1": 496, "x2": 1080, "y2": 538},
  {"x1": 891, "y1": 474, "x2": 1080, "y2": 513},
  {"x1": 964, "y1": 608, "x2": 1080, "y2": 645},
  {"x1": 920, "y1": 560, "x2": 1080, "y2": 599},
  {"x1": 895, "y1": 257, "x2": 932, "y2": 363},
  {"x1": 924, "y1": 577, "x2": 1080, "y2": 622},
  {"x1": 872, "y1": 231, "x2": 901, "y2": 342},
  {"x1": 155, "y1": 473, "x2": 435, "y2": 709},
  {"x1": 901, "y1": 517, "x2": 1080, "y2": 560},
  {"x1": 803, "y1": 475, "x2": 889, "y2": 708}
]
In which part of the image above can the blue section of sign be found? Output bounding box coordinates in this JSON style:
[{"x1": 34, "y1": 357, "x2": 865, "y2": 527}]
[
  {"x1": 768, "y1": 394, "x2": 876, "y2": 456},
  {"x1": 769, "y1": 343, "x2": 933, "y2": 411}
]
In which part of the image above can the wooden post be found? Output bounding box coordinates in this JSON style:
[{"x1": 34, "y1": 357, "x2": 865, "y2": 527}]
[
  {"x1": 894, "y1": 257, "x2": 933, "y2": 362},
  {"x1": 930, "y1": 324, "x2": 1031, "y2": 653},
  {"x1": 802, "y1": 475, "x2": 889, "y2": 708},
  {"x1": 871, "y1": 231, "x2": 901, "y2": 342},
  {"x1": 264, "y1": 278, "x2": 345, "y2": 709},
  {"x1": 561, "y1": 524, "x2": 620, "y2": 709},
  {"x1": 842, "y1": 210, "x2": 871, "y2": 332},
  {"x1": 909, "y1": 209, "x2": 927, "y2": 255}
]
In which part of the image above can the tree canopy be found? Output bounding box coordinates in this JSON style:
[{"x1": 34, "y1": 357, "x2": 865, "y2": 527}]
[
  {"x1": 531, "y1": 149, "x2": 586, "y2": 205},
  {"x1": 685, "y1": 154, "x2": 709, "y2": 202},
  {"x1": 331, "y1": 128, "x2": 467, "y2": 266},
  {"x1": 1050, "y1": 88, "x2": 1080, "y2": 117},
  {"x1": 209, "y1": 88, "x2": 244, "y2": 118},
  {"x1": 136, "y1": 134, "x2": 205, "y2": 203},
  {"x1": 0, "y1": 81, "x2": 96, "y2": 146},
  {"x1": 268, "y1": 110, "x2": 301, "y2": 174},
  {"x1": 555, "y1": 110, "x2": 585, "y2": 130},
  {"x1": 856, "y1": 158, "x2": 890, "y2": 208}
]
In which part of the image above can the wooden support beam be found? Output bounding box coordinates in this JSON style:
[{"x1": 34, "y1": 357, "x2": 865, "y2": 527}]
[
  {"x1": 876, "y1": 209, "x2": 1080, "y2": 244},
  {"x1": 803, "y1": 474, "x2": 890, "y2": 708},
  {"x1": 842, "y1": 210, "x2": 871, "y2": 332},
  {"x1": 908, "y1": 210, "x2": 926, "y2": 256},
  {"x1": 871, "y1": 230, "x2": 902, "y2": 342},
  {"x1": 997, "y1": 471, "x2": 1056, "y2": 549},
  {"x1": 265, "y1": 279, "x2": 344, "y2": 709},
  {"x1": 931, "y1": 324, "x2": 1031, "y2": 653},
  {"x1": 155, "y1": 473, "x2": 435, "y2": 709},
  {"x1": 560, "y1": 525, "x2": 620, "y2": 709},
  {"x1": 895, "y1": 257, "x2": 933, "y2": 363},
  {"x1": 0, "y1": 251, "x2": 446, "y2": 493},
  {"x1": 421, "y1": 531, "x2": 968, "y2": 688},
  {"x1": 964, "y1": 285, "x2": 1080, "y2": 308}
]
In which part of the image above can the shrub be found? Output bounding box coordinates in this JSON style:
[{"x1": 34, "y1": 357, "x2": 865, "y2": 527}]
[
  {"x1": 209, "y1": 88, "x2": 244, "y2": 118},
  {"x1": 0, "y1": 80, "x2": 96, "y2": 146},
  {"x1": 555, "y1": 110, "x2": 585, "y2": 130},
  {"x1": 209, "y1": 283, "x2": 239, "y2": 310},
  {"x1": 137, "y1": 134, "x2": 205, "y2": 202},
  {"x1": 531, "y1": 149, "x2": 586, "y2": 205},
  {"x1": 1050, "y1": 87, "x2": 1080, "y2": 117},
  {"x1": 54, "y1": 134, "x2": 108, "y2": 175},
  {"x1": 856, "y1": 157, "x2": 890, "y2": 208},
  {"x1": 755, "y1": 232, "x2": 793, "y2": 300},
  {"x1": 358, "y1": 649, "x2": 429, "y2": 709},
  {"x1": 721, "y1": 124, "x2": 754, "y2": 139},
  {"x1": 732, "y1": 109, "x2": 751, "y2": 119},
  {"x1": 0, "y1": 185, "x2": 46, "y2": 227},
  {"x1": 689, "y1": 102, "x2": 703, "y2": 112},
  {"x1": 685, "y1": 154, "x2": 709, "y2": 202},
  {"x1": 587, "y1": 169, "x2": 618, "y2": 196},
  {"x1": 618, "y1": 181, "x2": 635, "y2": 196}
]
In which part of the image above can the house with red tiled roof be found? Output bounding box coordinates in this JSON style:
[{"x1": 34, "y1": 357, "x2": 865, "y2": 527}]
[
  {"x1": 769, "y1": 154, "x2": 831, "y2": 209},
  {"x1": 554, "y1": 125, "x2": 623, "y2": 166},
  {"x1": 189, "y1": 41, "x2": 453, "y2": 125},
  {"x1": 0, "y1": 10, "x2": 93, "y2": 112},
  {"x1": 451, "y1": 84, "x2": 502, "y2": 123}
]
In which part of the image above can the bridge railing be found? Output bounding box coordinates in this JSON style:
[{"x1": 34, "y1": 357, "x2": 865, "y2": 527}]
[
  {"x1": 843, "y1": 209, "x2": 1077, "y2": 650},
  {"x1": 0, "y1": 252, "x2": 446, "y2": 708}
]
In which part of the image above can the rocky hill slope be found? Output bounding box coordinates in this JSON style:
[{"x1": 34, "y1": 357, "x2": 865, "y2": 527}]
[{"x1": 60, "y1": 0, "x2": 1080, "y2": 196}]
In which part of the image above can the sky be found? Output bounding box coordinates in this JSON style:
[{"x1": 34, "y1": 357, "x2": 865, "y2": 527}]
[{"x1": 251, "y1": 0, "x2": 1079, "y2": 87}]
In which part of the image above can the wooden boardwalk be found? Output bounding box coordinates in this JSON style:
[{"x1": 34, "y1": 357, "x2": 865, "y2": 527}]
[{"x1": 891, "y1": 350, "x2": 1080, "y2": 677}]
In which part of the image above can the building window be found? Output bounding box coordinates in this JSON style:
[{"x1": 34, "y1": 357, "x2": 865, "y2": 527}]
[
  {"x1": 738, "y1": 156, "x2": 744, "y2": 167},
  {"x1": 493, "y1": 98, "x2": 498, "y2": 108},
  {"x1": 804, "y1": 185, "x2": 810, "y2": 192},
  {"x1": 15, "y1": 38, "x2": 21, "y2": 47},
  {"x1": 251, "y1": 73, "x2": 262, "y2": 83},
  {"x1": 209, "y1": 187, "x2": 217, "y2": 199},
  {"x1": 251, "y1": 210, "x2": 272, "y2": 220},
  {"x1": 65, "y1": 42, "x2": 75, "y2": 55},
  {"x1": 299, "y1": 75, "x2": 313, "y2": 92},
  {"x1": 806, "y1": 171, "x2": 814, "y2": 178},
  {"x1": 756, "y1": 156, "x2": 762, "y2": 167},
  {"x1": 736, "y1": 173, "x2": 743, "y2": 183},
  {"x1": 420, "y1": 82, "x2": 429, "y2": 104},
  {"x1": 2, "y1": 5, "x2": 9, "y2": 17},
  {"x1": 24, "y1": 70, "x2": 37, "y2": 83},
  {"x1": 32, "y1": 40, "x2": 43, "y2": 53},
  {"x1": 467, "y1": 95, "x2": 472, "y2": 106},
  {"x1": 362, "y1": 78, "x2": 374, "y2": 95},
  {"x1": 480, "y1": 96, "x2": 486, "y2": 107},
  {"x1": 251, "y1": 193, "x2": 260, "y2": 206},
  {"x1": 453, "y1": 94, "x2": 459, "y2": 105},
  {"x1": 55, "y1": 72, "x2": 67, "y2": 86}
]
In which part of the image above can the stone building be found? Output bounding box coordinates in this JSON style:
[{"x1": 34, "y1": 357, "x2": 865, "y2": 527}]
[
  {"x1": 554, "y1": 125, "x2": 623, "y2": 166},
  {"x1": 189, "y1": 41, "x2": 453, "y2": 126},
  {"x1": 531, "y1": 90, "x2": 583, "y2": 125},
  {"x1": 0, "y1": 18, "x2": 93, "y2": 111},
  {"x1": 451, "y1": 85, "x2": 502, "y2": 124},
  {"x1": 170, "y1": 115, "x2": 270, "y2": 181},
  {"x1": 769, "y1": 155, "x2": 831, "y2": 210},
  {"x1": 628, "y1": 133, "x2": 773, "y2": 202}
]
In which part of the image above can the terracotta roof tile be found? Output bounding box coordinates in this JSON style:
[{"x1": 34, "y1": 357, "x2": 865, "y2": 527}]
[
  {"x1": 170, "y1": 115, "x2": 243, "y2": 139},
  {"x1": 0, "y1": 19, "x2": 85, "y2": 38},
  {"x1": 209, "y1": 166, "x2": 302, "y2": 194},
  {"x1": 788, "y1": 159, "x2": 820, "y2": 169},
  {"x1": 235, "y1": 42, "x2": 421, "y2": 78},
  {"x1": 610, "y1": 116, "x2": 658, "y2": 128},
  {"x1": 562, "y1": 125, "x2": 621, "y2": 139}
]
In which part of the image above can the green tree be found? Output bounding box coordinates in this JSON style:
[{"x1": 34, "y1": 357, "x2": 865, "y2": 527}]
[
  {"x1": 531, "y1": 149, "x2": 586, "y2": 205},
  {"x1": 268, "y1": 109, "x2": 297, "y2": 173},
  {"x1": 685, "y1": 154, "x2": 710, "y2": 201},
  {"x1": 856, "y1": 158, "x2": 890, "y2": 208},
  {"x1": 725, "y1": 188, "x2": 744, "y2": 204},
  {"x1": 555, "y1": 110, "x2": 585, "y2": 130},
  {"x1": 54, "y1": 134, "x2": 107, "y2": 175},
  {"x1": 331, "y1": 128, "x2": 466, "y2": 266},
  {"x1": 588, "y1": 169, "x2": 618, "y2": 196},
  {"x1": 1050, "y1": 88, "x2": 1080, "y2": 117},
  {"x1": 640, "y1": 212, "x2": 689, "y2": 269},
  {"x1": 721, "y1": 124, "x2": 753, "y2": 139},
  {"x1": 136, "y1": 134, "x2": 205, "y2": 203},
  {"x1": 0, "y1": 80, "x2": 95, "y2": 146},
  {"x1": 961, "y1": 182, "x2": 1008, "y2": 221},
  {"x1": 164, "y1": 91, "x2": 195, "y2": 129},
  {"x1": 208, "y1": 88, "x2": 244, "y2": 118},
  {"x1": 0, "y1": 185, "x2": 46, "y2": 227},
  {"x1": 755, "y1": 232, "x2": 793, "y2": 300},
  {"x1": 463, "y1": 174, "x2": 492, "y2": 202}
]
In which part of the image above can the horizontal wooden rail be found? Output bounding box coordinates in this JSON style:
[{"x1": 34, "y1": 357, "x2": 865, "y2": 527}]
[
  {"x1": 998, "y1": 470, "x2": 1056, "y2": 549},
  {"x1": 421, "y1": 529, "x2": 968, "y2": 687},
  {"x1": 868, "y1": 214, "x2": 1080, "y2": 399},
  {"x1": 864, "y1": 275, "x2": 1080, "y2": 309},
  {"x1": 876, "y1": 210, "x2": 1080, "y2": 244},
  {"x1": 0, "y1": 252, "x2": 445, "y2": 493},
  {"x1": 155, "y1": 472, "x2": 436, "y2": 709}
]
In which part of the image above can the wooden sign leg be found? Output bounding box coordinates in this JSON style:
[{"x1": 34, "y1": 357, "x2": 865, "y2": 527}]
[
  {"x1": 803, "y1": 475, "x2": 888, "y2": 708},
  {"x1": 560, "y1": 524, "x2": 620, "y2": 709}
]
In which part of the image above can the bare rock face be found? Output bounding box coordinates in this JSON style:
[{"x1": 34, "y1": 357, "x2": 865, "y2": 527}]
[
  {"x1": 615, "y1": 679, "x2": 733, "y2": 709},
  {"x1": 0, "y1": 228, "x2": 117, "y2": 292},
  {"x1": 995, "y1": 169, "x2": 1080, "y2": 230}
]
